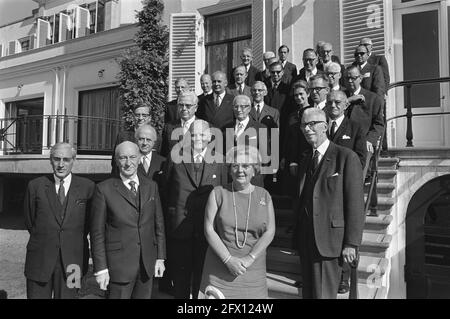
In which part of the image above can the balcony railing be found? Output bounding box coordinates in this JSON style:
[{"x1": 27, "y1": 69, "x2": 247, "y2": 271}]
[{"x1": 0, "y1": 115, "x2": 123, "y2": 155}]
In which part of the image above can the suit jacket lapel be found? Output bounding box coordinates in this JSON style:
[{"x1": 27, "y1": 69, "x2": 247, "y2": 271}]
[
  {"x1": 333, "y1": 117, "x2": 348, "y2": 142},
  {"x1": 315, "y1": 143, "x2": 336, "y2": 183},
  {"x1": 298, "y1": 150, "x2": 312, "y2": 197},
  {"x1": 183, "y1": 161, "x2": 198, "y2": 188},
  {"x1": 44, "y1": 176, "x2": 63, "y2": 226},
  {"x1": 113, "y1": 179, "x2": 138, "y2": 209},
  {"x1": 62, "y1": 176, "x2": 81, "y2": 224},
  {"x1": 139, "y1": 179, "x2": 151, "y2": 218}
]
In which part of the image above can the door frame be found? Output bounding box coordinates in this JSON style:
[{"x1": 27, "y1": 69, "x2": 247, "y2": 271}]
[{"x1": 392, "y1": 1, "x2": 450, "y2": 147}]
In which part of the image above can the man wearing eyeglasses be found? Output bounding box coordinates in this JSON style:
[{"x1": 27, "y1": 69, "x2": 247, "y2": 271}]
[
  {"x1": 294, "y1": 49, "x2": 325, "y2": 84},
  {"x1": 90, "y1": 141, "x2": 166, "y2": 299},
  {"x1": 344, "y1": 66, "x2": 384, "y2": 218},
  {"x1": 229, "y1": 48, "x2": 259, "y2": 88},
  {"x1": 352, "y1": 45, "x2": 385, "y2": 98},
  {"x1": 294, "y1": 107, "x2": 364, "y2": 299},
  {"x1": 161, "y1": 91, "x2": 199, "y2": 157},
  {"x1": 111, "y1": 105, "x2": 152, "y2": 176},
  {"x1": 308, "y1": 74, "x2": 330, "y2": 110},
  {"x1": 24, "y1": 143, "x2": 95, "y2": 299},
  {"x1": 326, "y1": 62, "x2": 346, "y2": 92},
  {"x1": 317, "y1": 43, "x2": 344, "y2": 79},
  {"x1": 359, "y1": 38, "x2": 390, "y2": 93},
  {"x1": 223, "y1": 95, "x2": 267, "y2": 162}
]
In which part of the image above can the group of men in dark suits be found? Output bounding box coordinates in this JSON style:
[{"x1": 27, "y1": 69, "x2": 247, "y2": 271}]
[
  {"x1": 23, "y1": 36, "x2": 390, "y2": 299},
  {"x1": 24, "y1": 141, "x2": 166, "y2": 299}
]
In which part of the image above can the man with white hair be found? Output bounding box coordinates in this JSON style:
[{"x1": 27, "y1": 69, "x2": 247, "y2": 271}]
[
  {"x1": 229, "y1": 48, "x2": 259, "y2": 87},
  {"x1": 135, "y1": 124, "x2": 166, "y2": 184},
  {"x1": 326, "y1": 62, "x2": 345, "y2": 91},
  {"x1": 360, "y1": 37, "x2": 390, "y2": 91},
  {"x1": 165, "y1": 78, "x2": 191, "y2": 123},
  {"x1": 257, "y1": 51, "x2": 276, "y2": 83},
  {"x1": 164, "y1": 119, "x2": 227, "y2": 299},
  {"x1": 295, "y1": 107, "x2": 364, "y2": 299}
]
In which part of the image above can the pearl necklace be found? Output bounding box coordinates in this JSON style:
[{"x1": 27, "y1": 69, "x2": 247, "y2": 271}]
[{"x1": 231, "y1": 183, "x2": 252, "y2": 249}]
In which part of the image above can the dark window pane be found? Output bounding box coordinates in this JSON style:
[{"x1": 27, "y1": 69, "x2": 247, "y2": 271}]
[{"x1": 402, "y1": 10, "x2": 440, "y2": 108}]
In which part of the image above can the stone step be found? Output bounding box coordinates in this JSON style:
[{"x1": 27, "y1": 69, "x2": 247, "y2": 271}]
[
  {"x1": 374, "y1": 197, "x2": 396, "y2": 213},
  {"x1": 377, "y1": 169, "x2": 397, "y2": 184},
  {"x1": 337, "y1": 283, "x2": 388, "y2": 299},
  {"x1": 360, "y1": 233, "x2": 392, "y2": 257},
  {"x1": 378, "y1": 157, "x2": 400, "y2": 170},
  {"x1": 364, "y1": 182, "x2": 396, "y2": 198},
  {"x1": 364, "y1": 214, "x2": 393, "y2": 234},
  {"x1": 267, "y1": 271, "x2": 387, "y2": 299},
  {"x1": 267, "y1": 271, "x2": 301, "y2": 299},
  {"x1": 267, "y1": 247, "x2": 388, "y2": 281}
]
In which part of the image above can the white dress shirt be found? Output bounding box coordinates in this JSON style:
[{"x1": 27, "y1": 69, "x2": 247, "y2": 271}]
[
  {"x1": 54, "y1": 173, "x2": 72, "y2": 197},
  {"x1": 314, "y1": 138, "x2": 331, "y2": 164},
  {"x1": 329, "y1": 114, "x2": 345, "y2": 135},
  {"x1": 235, "y1": 117, "x2": 250, "y2": 138},
  {"x1": 141, "y1": 151, "x2": 153, "y2": 171}
]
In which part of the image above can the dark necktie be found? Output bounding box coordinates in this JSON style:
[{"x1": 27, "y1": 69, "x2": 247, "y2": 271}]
[
  {"x1": 329, "y1": 121, "x2": 337, "y2": 140},
  {"x1": 58, "y1": 179, "x2": 65, "y2": 205},
  {"x1": 311, "y1": 150, "x2": 320, "y2": 173},
  {"x1": 142, "y1": 155, "x2": 149, "y2": 173},
  {"x1": 129, "y1": 181, "x2": 137, "y2": 197},
  {"x1": 215, "y1": 95, "x2": 221, "y2": 108}
]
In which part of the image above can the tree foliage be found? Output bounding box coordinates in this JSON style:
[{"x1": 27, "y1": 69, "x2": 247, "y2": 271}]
[{"x1": 118, "y1": 0, "x2": 169, "y2": 134}]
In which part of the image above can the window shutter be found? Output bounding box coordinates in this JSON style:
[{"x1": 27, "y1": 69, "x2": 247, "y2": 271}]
[
  {"x1": 59, "y1": 12, "x2": 72, "y2": 42},
  {"x1": 0, "y1": 44, "x2": 3, "y2": 57},
  {"x1": 36, "y1": 18, "x2": 51, "y2": 48},
  {"x1": 341, "y1": 0, "x2": 385, "y2": 64},
  {"x1": 252, "y1": 0, "x2": 266, "y2": 70},
  {"x1": 75, "y1": 6, "x2": 90, "y2": 38},
  {"x1": 169, "y1": 13, "x2": 202, "y2": 101}
]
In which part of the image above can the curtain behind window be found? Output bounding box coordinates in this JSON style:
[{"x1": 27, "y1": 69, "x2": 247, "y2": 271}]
[{"x1": 78, "y1": 86, "x2": 122, "y2": 154}]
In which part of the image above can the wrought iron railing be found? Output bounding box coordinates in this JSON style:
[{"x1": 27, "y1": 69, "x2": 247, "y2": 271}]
[
  {"x1": 364, "y1": 76, "x2": 450, "y2": 215},
  {"x1": 387, "y1": 77, "x2": 450, "y2": 147},
  {"x1": 0, "y1": 115, "x2": 123, "y2": 155}
]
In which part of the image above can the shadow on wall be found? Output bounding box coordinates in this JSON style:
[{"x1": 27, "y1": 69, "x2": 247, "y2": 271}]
[{"x1": 282, "y1": 0, "x2": 307, "y2": 30}]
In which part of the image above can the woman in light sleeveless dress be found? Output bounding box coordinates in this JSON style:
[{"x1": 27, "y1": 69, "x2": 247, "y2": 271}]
[{"x1": 199, "y1": 146, "x2": 275, "y2": 299}]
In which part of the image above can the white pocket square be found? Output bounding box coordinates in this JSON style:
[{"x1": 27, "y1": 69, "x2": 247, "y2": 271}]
[
  {"x1": 363, "y1": 72, "x2": 371, "y2": 78},
  {"x1": 330, "y1": 173, "x2": 339, "y2": 177},
  {"x1": 342, "y1": 135, "x2": 351, "y2": 140},
  {"x1": 212, "y1": 174, "x2": 217, "y2": 179}
]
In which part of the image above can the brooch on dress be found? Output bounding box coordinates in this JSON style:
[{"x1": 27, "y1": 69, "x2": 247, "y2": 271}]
[{"x1": 259, "y1": 198, "x2": 266, "y2": 206}]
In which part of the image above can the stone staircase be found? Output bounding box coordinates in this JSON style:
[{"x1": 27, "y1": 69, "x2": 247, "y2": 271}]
[{"x1": 267, "y1": 156, "x2": 400, "y2": 299}]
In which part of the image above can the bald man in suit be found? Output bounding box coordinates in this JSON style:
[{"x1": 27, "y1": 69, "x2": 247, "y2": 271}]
[{"x1": 90, "y1": 142, "x2": 166, "y2": 299}]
